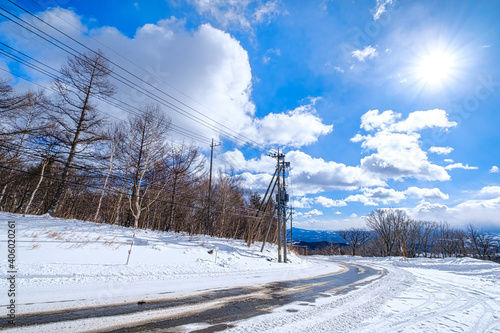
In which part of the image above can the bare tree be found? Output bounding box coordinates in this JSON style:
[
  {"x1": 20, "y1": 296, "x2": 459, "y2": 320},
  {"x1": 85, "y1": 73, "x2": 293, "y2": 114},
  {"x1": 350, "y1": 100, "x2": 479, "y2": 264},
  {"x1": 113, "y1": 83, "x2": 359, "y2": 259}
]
[
  {"x1": 125, "y1": 104, "x2": 171, "y2": 227},
  {"x1": 436, "y1": 222, "x2": 465, "y2": 258},
  {"x1": 45, "y1": 50, "x2": 116, "y2": 215},
  {"x1": 0, "y1": 90, "x2": 47, "y2": 210},
  {"x1": 163, "y1": 141, "x2": 205, "y2": 232},
  {"x1": 338, "y1": 228, "x2": 372, "y2": 256},
  {"x1": 93, "y1": 122, "x2": 124, "y2": 222},
  {"x1": 466, "y1": 224, "x2": 495, "y2": 260},
  {"x1": 416, "y1": 221, "x2": 438, "y2": 257}
]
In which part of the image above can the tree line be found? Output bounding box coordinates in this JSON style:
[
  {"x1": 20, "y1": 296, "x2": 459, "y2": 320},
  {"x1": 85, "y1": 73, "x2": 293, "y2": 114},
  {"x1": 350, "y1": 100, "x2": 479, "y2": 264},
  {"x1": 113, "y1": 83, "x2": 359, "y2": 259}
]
[
  {"x1": 0, "y1": 50, "x2": 278, "y2": 245},
  {"x1": 329, "y1": 209, "x2": 499, "y2": 262}
]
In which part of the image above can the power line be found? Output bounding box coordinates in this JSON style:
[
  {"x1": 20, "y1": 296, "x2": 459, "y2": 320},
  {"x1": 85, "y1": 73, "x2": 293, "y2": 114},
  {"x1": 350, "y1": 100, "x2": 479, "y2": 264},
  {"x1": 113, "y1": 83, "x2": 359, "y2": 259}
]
[
  {"x1": 1, "y1": 1, "x2": 266, "y2": 151},
  {"x1": 0, "y1": 46, "x2": 214, "y2": 146}
]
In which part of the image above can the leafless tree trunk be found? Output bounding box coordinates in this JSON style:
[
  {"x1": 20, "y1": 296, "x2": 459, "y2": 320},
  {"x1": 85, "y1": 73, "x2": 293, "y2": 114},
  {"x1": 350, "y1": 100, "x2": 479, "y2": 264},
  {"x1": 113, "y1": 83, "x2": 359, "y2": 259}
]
[
  {"x1": 94, "y1": 123, "x2": 123, "y2": 222},
  {"x1": 45, "y1": 50, "x2": 116, "y2": 215}
]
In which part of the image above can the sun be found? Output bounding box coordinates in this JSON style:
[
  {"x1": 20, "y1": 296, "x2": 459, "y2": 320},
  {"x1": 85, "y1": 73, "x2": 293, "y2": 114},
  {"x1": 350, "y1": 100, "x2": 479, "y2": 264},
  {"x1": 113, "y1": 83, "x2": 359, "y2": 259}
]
[{"x1": 415, "y1": 49, "x2": 457, "y2": 87}]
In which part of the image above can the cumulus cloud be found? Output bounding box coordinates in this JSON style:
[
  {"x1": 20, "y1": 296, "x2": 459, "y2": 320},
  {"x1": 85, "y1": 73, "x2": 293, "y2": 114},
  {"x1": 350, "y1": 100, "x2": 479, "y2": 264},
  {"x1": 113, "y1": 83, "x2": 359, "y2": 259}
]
[
  {"x1": 353, "y1": 109, "x2": 456, "y2": 181},
  {"x1": 304, "y1": 209, "x2": 323, "y2": 217},
  {"x1": 410, "y1": 198, "x2": 500, "y2": 230},
  {"x1": 346, "y1": 187, "x2": 405, "y2": 206},
  {"x1": 352, "y1": 45, "x2": 378, "y2": 62},
  {"x1": 315, "y1": 196, "x2": 347, "y2": 207},
  {"x1": 242, "y1": 101, "x2": 333, "y2": 147},
  {"x1": 287, "y1": 150, "x2": 386, "y2": 196},
  {"x1": 360, "y1": 109, "x2": 457, "y2": 133},
  {"x1": 479, "y1": 186, "x2": 500, "y2": 196},
  {"x1": 291, "y1": 197, "x2": 314, "y2": 209},
  {"x1": 489, "y1": 166, "x2": 499, "y2": 173},
  {"x1": 429, "y1": 146, "x2": 454, "y2": 155},
  {"x1": 405, "y1": 187, "x2": 449, "y2": 200},
  {"x1": 344, "y1": 186, "x2": 448, "y2": 206},
  {"x1": 0, "y1": 9, "x2": 259, "y2": 144},
  {"x1": 444, "y1": 163, "x2": 478, "y2": 170},
  {"x1": 1, "y1": 8, "x2": 334, "y2": 149}
]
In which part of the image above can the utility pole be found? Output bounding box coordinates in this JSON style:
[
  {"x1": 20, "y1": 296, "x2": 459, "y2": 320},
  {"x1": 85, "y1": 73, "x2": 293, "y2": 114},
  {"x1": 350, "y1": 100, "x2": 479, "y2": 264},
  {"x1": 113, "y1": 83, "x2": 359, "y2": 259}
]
[
  {"x1": 206, "y1": 139, "x2": 220, "y2": 235},
  {"x1": 268, "y1": 149, "x2": 290, "y2": 263}
]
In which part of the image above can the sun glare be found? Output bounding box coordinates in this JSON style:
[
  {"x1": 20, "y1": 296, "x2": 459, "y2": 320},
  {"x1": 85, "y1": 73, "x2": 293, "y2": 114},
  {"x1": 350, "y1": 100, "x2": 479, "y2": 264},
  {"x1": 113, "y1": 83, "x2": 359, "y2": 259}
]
[{"x1": 415, "y1": 50, "x2": 456, "y2": 87}]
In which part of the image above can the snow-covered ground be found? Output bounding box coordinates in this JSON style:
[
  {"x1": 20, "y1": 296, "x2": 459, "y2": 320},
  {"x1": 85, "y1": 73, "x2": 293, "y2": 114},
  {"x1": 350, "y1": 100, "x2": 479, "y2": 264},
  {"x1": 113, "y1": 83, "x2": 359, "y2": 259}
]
[{"x1": 1, "y1": 212, "x2": 499, "y2": 332}]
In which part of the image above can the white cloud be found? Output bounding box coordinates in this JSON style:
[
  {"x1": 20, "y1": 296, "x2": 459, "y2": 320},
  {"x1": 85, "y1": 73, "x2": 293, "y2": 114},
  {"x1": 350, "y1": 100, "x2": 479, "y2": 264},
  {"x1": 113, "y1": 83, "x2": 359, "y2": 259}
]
[
  {"x1": 346, "y1": 187, "x2": 406, "y2": 206},
  {"x1": 305, "y1": 209, "x2": 323, "y2": 217},
  {"x1": 372, "y1": 0, "x2": 393, "y2": 21},
  {"x1": 315, "y1": 196, "x2": 347, "y2": 207},
  {"x1": 429, "y1": 146, "x2": 454, "y2": 155},
  {"x1": 343, "y1": 186, "x2": 448, "y2": 207},
  {"x1": 291, "y1": 197, "x2": 314, "y2": 209},
  {"x1": 353, "y1": 109, "x2": 456, "y2": 181},
  {"x1": 355, "y1": 132, "x2": 450, "y2": 181},
  {"x1": 444, "y1": 163, "x2": 478, "y2": 170},
  {"x1": 254, "y1": 1, "x2": 281, "y2": 23},
  {"x1": 405, "y1": 187, "x2": 449, "y2": 200},
  {"x1": 360, "y1": 109, "x2": 457, "y2": 133},
  {"x1": 352, "y1": 45, "x2": 378, "y2": 62},
  {"x1": 287, "y1": 150, "x2": 386, "y2": 196},
  {"x1": 215, "y1": 149, "x2": 275, "y2": 173},
  {"x1": 359, "y1": 109, "x2": 400, "y2": 132},
  {"x1": 263, "y1": 48, "x2": 281, "y2": 64},
  {"x1": 345, "y1": 194, "x2": 378, "y2": 206},
  {"x1": 490, "y1": 166, "x2": 499, "y2": 173},
  {"x1": 410, "y1": 198, "x2": 500, "y2": 230},
  {"x1": 188, "y1": 0, "x2": 282, "y2": 30},
  {"x1": 392, "y1": 109, "x2": 457, "y2": 133},
  {"x1": 479, "y1": 186, "x2": 500, "y2": 196},
  {"x1": 297, "y1": 209, "x2": 324, "y2": 218},
  {"x1": 242, "y1": 101, "x2": 333, "y2": 147},
  {"x1": 237, "y1": 172, "x2": 275, "y2": 192}
]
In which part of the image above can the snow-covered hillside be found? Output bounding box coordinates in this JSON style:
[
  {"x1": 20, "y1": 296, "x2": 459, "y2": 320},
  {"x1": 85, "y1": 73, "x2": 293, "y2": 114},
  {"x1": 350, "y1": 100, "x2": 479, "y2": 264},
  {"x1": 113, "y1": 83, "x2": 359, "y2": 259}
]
[{"x1": 1, "y1": 212, "x2": 499, "y2": 332}]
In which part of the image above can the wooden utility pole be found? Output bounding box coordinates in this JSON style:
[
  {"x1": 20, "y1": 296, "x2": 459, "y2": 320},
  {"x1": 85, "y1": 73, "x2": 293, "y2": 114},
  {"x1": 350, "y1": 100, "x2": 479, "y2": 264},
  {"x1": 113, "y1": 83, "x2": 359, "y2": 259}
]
[
  {"x1": 267, "y1": 149, "x2": 290, "y2": 263},
  {"x1": 206, "y1": 139, "x2": 220, "y2": 235}
]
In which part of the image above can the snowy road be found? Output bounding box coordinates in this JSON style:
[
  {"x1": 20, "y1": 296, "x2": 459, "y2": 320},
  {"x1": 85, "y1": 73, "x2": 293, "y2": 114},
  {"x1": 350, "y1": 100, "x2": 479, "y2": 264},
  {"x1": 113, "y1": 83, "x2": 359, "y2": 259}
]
[
  {"x1": 2, "y1": 213, "x2": 500, "y2": 332},
  {"x1": 2, "y1": 262, "x2": 385, "y2": 332},
  {"x1": 229, "y1": 257, "x2": 500, "y2": 333}
]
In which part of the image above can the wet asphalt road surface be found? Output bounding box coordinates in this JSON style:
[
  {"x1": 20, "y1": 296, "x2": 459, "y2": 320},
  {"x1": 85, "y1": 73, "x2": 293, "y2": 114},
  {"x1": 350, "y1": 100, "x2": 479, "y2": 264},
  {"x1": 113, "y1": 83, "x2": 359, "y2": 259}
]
[{"x1": 3, "y1": 261, "x2": 385, "y2": 332}]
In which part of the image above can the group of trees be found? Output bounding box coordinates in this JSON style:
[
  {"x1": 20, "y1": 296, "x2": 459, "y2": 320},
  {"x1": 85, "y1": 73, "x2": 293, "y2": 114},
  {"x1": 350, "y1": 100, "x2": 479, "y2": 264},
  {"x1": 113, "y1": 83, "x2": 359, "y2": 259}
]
[
  {"x1": 0, "y1": 50, "x2": 280, "y2": 245},
  {"x1": 332, "y1": 209, "x2": 499, "y2": 262}
]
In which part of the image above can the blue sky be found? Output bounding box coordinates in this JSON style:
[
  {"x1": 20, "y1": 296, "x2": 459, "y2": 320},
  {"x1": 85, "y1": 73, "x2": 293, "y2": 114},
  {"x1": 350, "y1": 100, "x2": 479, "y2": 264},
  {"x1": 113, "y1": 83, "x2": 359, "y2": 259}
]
[{"x1": 2, "y1": 0, "x2": 500, "y2": 230}]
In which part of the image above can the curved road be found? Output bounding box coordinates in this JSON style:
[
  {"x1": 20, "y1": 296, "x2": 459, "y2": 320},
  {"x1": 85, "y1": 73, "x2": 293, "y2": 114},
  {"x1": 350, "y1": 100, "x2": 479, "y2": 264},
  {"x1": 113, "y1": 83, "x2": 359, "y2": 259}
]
[{"x1": 4, "y1": 262, "x2": 385, "y2": 332}]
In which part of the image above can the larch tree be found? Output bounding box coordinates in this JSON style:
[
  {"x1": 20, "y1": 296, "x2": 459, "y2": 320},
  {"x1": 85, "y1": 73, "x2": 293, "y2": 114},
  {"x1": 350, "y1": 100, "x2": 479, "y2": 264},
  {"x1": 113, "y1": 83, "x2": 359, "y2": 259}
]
[{"x1": 45, "y1": 50, "x2": 116, "y2": 215}]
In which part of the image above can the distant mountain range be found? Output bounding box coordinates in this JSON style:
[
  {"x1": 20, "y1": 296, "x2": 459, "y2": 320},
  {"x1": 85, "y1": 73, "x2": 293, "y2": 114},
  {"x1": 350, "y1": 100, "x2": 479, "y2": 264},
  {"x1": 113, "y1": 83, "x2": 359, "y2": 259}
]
[{"x1": 287, "y1": 227, "x2": 347, "y2": 244}]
